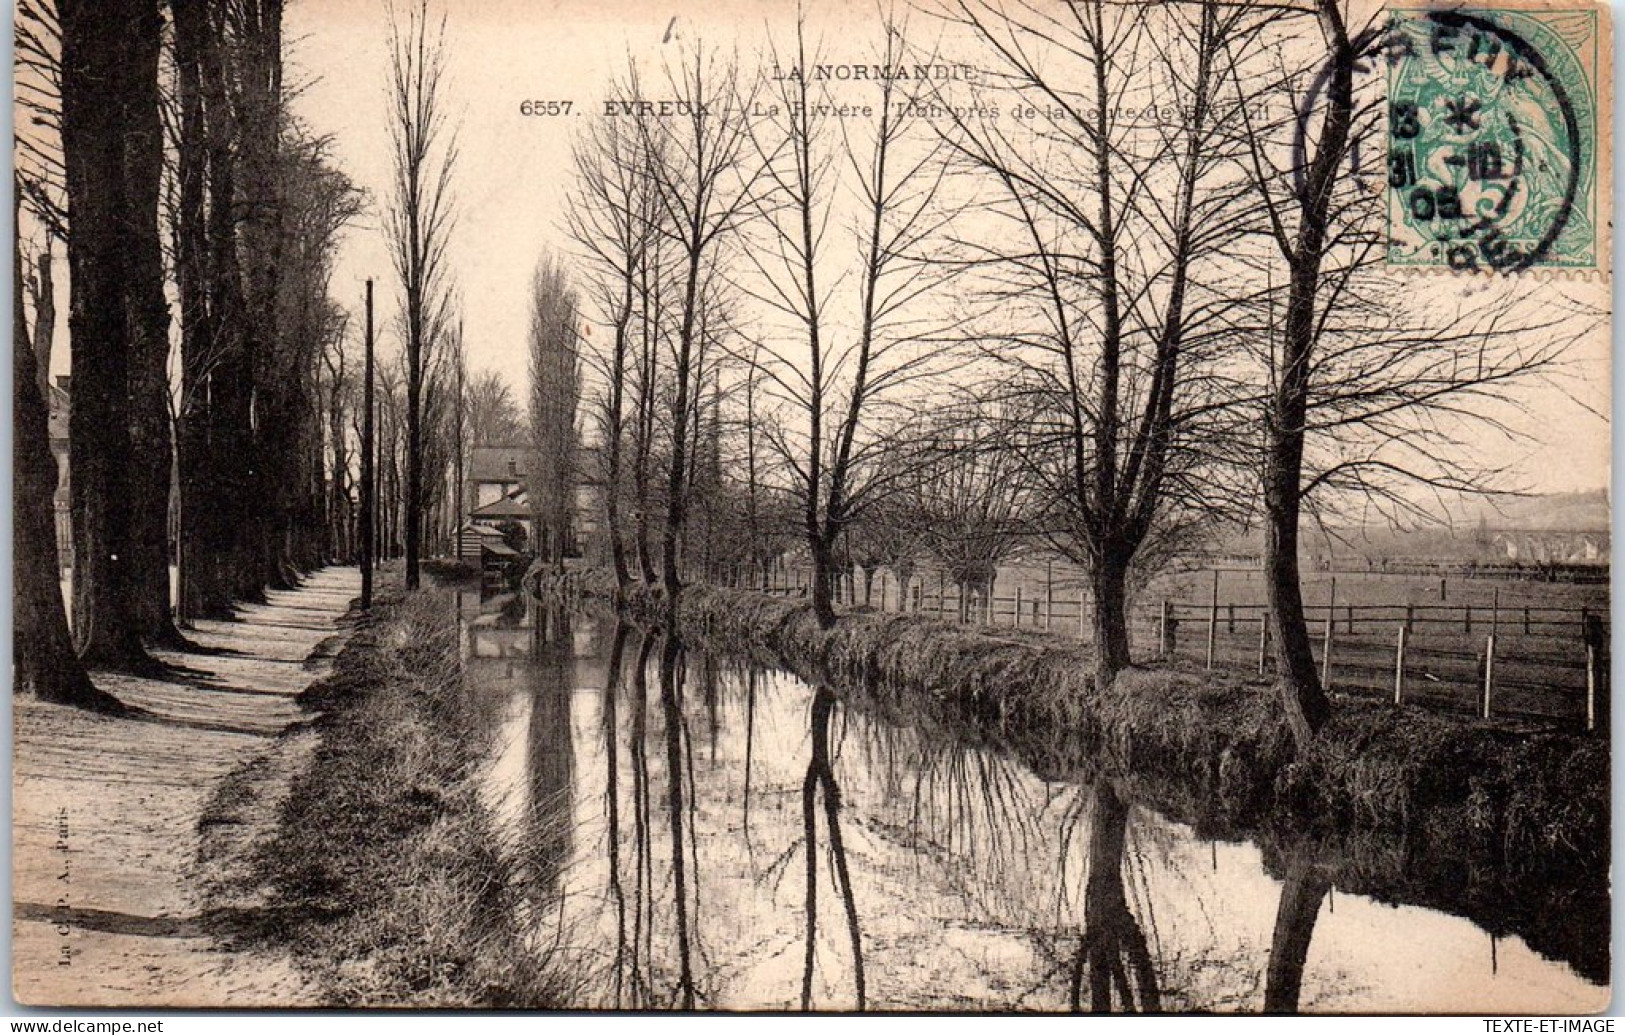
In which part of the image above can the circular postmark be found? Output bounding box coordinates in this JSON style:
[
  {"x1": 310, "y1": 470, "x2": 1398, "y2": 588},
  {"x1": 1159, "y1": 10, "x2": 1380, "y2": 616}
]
[
  {"x1": 1385, "y1": 10, "x2": 1581, "y2": 273},
  {"x1": 1292, "y1": 9, "x2": 1593, "y2": 274}
]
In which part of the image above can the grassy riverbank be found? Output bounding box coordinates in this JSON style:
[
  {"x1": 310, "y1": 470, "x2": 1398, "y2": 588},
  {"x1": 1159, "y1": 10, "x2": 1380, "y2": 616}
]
[
  {"x1": 221, "y1": 585, "x2": 570, "y2": 1007},
  {"x1": 573, "y1": 572, "x2": 1607, "y2": 879}
]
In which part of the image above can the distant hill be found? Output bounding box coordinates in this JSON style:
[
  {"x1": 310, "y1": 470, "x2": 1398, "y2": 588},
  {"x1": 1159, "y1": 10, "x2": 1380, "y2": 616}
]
[
  {"x1": 1196, "y1": 489, "x2": 1610, "y2": 564},
  {"x1": 1454, "y1": 489, "x2": 1610, "y2": 532}
]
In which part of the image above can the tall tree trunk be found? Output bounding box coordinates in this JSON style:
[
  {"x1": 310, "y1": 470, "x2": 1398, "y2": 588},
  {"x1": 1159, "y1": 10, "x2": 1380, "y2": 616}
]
[
  {"x1": 237, "y1": 0, "x2": 285, "y2": 597},
  {"x1": 660, "y1": 242, "x2": 704, "y2": 611},
  {"x1": 1091, "y1": 549, "x2": 1133, "y2": 692},
  {"x1": 810, "y1": 535, "x2": 838, "y2": 628},
  {"x1": 604, "y1": 318, "x2": 631, "y2": 591},
  {"x1": 329, "y1": 365, "x2": 349, "y2": 561},
  {"x1": 28, "y1": 247, "x2": 54, "y2": 400},
  {"x1": 1266, "y1": 477, "x2": 1327, "y2": 746},
  {"x1": 13, "y1": 191, "x2": 126, "y2": 713},
  {"x1": 60, "y1": 0, "x2": 159, "y2": 671},
  {"x1": 124, "y1": 1, "x2": 187, "y2": 650},
  {"x1": 1265, "y1": 0, "x2": 1350, "y2": 753},
  {"x1": 406, "y1": 341, "x2": 422, "y2": 588},
  {"x1": 174, "y1": 0, "x2": 248, "y2": 620}
]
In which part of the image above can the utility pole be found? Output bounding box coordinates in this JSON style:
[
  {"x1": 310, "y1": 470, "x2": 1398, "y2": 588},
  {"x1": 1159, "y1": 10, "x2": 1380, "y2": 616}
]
[
  {"x1": 360, "y1": 279, "x2": 375, "y2": 610},
  {"x1": 454, "y1": 319, "x2": 465, "y2": 554}
]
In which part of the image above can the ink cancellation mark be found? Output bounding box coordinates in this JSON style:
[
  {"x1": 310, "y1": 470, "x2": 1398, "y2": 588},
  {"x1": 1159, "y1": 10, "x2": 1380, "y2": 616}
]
[{"x1": 1384, "y1": 7, "x2": 1599, "y2": 272}]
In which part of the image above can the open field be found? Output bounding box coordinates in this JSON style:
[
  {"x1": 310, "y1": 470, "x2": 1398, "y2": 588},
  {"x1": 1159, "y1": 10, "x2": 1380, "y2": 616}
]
[{"x1": 759, "y1": 560, "x2": 1609, "y2": 728}]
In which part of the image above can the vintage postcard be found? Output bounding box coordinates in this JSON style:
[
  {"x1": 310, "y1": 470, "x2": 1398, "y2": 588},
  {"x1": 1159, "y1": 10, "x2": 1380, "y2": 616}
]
[{"x1": 10, "y1": 0, "x2": 1613, "y2": 1016}]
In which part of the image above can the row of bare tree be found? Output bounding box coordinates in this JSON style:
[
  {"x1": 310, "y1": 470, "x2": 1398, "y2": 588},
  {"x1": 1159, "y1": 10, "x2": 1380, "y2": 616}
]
[
  {"x1": 11, "y1": 0, "x2": 489, "y2": 709},
  {"x1": 555, "y1": 0, "x2": 1589, "y2": 754},
  {"x1": 13, "y1": 0, "x2": 355, "y2": 707}
]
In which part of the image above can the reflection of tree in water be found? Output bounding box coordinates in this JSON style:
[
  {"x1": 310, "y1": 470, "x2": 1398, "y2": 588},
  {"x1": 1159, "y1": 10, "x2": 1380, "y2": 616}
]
[
  {"x1": 800, "y1": 684, "x2": 866, "y2": 1010},
  {"x1": 624, "y1": 631, "x2": 657, "y2": 1005},
  {"x1": 595, "y1": 629, "x2": 709, "y2": 1009},
  {"x1": 847, "y1": 711, "x2": 1049, "y2": 919},
  {"x1": 1070, "y1": 782, "x2": 1160, "y2": 1012},
  {"x1": 600, "y1": 622, "x2": 630, "y2": 1005},
  {"x1": 527, "y1": 603, "x2": 576, "y2": 900},
  {"x1": 658, "y1": 634, "x2": 699, "y2": 1009},
  {"x1": 1262, "y1": 849, "x2": 1330, "y2": 1014},
  {"x1": 846, "y1": 711, "x2": 1184, "y2": 1010}
]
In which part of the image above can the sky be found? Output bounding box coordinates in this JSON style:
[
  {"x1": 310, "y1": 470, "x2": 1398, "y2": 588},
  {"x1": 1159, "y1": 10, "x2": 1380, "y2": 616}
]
[{"x1": 237, "y1": 0, "x2": 1612, "y2": 500}]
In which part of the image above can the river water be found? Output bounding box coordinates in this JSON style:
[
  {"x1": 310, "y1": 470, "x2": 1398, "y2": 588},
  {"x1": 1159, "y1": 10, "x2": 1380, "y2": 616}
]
[{"x1": 458, "y1": 588, "x2": 1607, "y2": 1013}]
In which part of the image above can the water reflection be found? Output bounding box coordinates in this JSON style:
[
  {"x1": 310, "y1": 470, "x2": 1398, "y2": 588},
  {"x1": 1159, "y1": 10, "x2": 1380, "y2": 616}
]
[
  {"x1": 801, "y1": 683, "x2": 865, "y2": 1010},
  {"x1": 457, "y1": 590, "x2": 1607, "y2": 1013},
  {"x1": 527, "y1": 604, "x2": 574, "y2": 900},
  {"x1": 657, "y1": 633, "x2": 698, "y2": 1008},
  {"x1": 1263, "y1": 849, "x2": 1331, "y2": 1014},
  {"x1": 1072, "y1": 782, "x2": 1159, "y2": 1012}
]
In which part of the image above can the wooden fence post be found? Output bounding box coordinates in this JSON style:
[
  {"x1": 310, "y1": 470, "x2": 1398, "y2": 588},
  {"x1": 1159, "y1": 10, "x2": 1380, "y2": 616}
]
[
  {"x1": 1587, "y1": 642, "x2": 1598, "y2": 732},
  {"x1": 1491, "y1": 587, "x2": 1500, "y2": 638},
  {"x1": 1394, "y1": 624, "x2": 1407, "y2": 705},
  {"x1": 1345, "y1": 604, "x2": 1354, "y2": 636},
  {"x1": 1322, "y1": 577, "x2": 1336, "y2": 691},
  {"x1": 1078, "y1": 592, "x2": 1087, "y2": 640},
  {"x1": 1482, "y1": 634, "x2": 1496, "y2": 719},
  {"x1": 1014, "y1": 584, "x2": 1023, "y2": 628},
  {"x1": 1257, "y1": 611, "x2": 1269, "y2": 677},
  {"x1": 1523, "y1": 606, "x2": 1531, "y2": 635},
  {"x1": 1405, "y1": 604, "x2": 1414, "y2": 633},
  {"x1": 1464, "y1": 606, "x2": 1472, "y2": 635},
  {"x1": 1159, "y1": 599, "x2": 1170, "y2": 658},
  {"x1": 1205, "y1": 570, "x2": 1219, "y2": 670},
  {"x1": 1045, "y1": 562, "x2": 1054, "y2": 631}
]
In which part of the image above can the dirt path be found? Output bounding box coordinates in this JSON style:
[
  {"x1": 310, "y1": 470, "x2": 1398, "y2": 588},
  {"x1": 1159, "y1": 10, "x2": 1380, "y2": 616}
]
[{"x1": 12, "y1": 567, "x2": 361, "y2": 1008}]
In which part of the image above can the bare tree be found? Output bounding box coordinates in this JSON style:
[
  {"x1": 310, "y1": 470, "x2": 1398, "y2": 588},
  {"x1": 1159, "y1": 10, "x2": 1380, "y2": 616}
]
[
  {"x1": 528, "y1": 254, "x2": 581, "y2": 572},
  {"x1": 639, "y1": 46, "x2": 761, "y2": 611},
  {"x1": 15, "y1": 0, "x2": 67, "y2": 240},
  {"x1": 12, "y1": 184, "x2": 124, "y2": 711},
  {"x1": 1237, "y1": 2, "x2": 1592, "y2": 750},
  {"x1": 566, "y1": 69, "x2": 659, "y2": 591},
  {"x1": 58, "y1": 0, "x2": 170, "y2": 671},
  {"x1": 747, "y1": 10, "x2": 954, "y2": 628},
  {"x1": 942, "y1": 0, "x2": 1268, "y2": 689},
  {"x1": 465, "y1": 368, "x2": 527, "y2": 448},
  {"x1": 914, "y1": 410, "x2": 1033, "y2": 622},
  {"x1": 25, "y1": 245, "x2": 56, "y2": 401},
  {"x1": 385, "y1": 0, "x2": 459, "y2": 589}
]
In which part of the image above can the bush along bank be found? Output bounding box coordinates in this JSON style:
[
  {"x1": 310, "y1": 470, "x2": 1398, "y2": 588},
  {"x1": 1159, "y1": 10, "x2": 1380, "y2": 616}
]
[
  {"x1": 233, "y1": 587, "x2": 572, "y2": 1007},
  {"x1": 562, "y1": 571, "x2": 1608, "y2": 884}
]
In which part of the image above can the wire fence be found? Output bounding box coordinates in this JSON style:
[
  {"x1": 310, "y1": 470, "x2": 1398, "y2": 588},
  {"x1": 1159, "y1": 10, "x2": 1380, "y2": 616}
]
[{"x1": 722, "y1": 563, "x2": 1607, "y2": 730}]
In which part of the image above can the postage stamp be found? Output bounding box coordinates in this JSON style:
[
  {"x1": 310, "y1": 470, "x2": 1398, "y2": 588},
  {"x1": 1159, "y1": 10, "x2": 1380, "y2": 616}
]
[{"x1": 1382, "y1": 5, "x2": 1604, "y2": 272}]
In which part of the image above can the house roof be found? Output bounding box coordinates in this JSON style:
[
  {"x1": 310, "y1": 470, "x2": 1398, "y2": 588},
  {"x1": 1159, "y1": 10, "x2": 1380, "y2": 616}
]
[
  {"x1": 471, "y1": 495, "x2": 533, "y2": 520},
  {"x1": 482, "y1": 540, "x2": 520, "y2": 557},
  {"x1": 470, "y1": 446, "x2": 529, "y2": 483}
]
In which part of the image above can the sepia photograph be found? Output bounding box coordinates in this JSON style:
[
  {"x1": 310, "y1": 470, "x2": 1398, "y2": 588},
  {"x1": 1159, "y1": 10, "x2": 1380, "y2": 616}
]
[{"x1": 8, "y1": 0, "x2": 1615, "y2": 1016}]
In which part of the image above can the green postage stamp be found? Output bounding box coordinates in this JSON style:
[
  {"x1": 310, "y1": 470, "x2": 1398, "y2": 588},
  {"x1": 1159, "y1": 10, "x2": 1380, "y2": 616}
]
[{"x1": 1383, "y1": 3, "x2": 1608, "y2": 272}]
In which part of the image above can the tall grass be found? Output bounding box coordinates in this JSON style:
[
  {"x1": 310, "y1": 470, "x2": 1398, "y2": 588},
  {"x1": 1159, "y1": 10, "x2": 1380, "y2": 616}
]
[{"x1": 245, "y1": 588, "x2": 579, "y2": 1008}]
